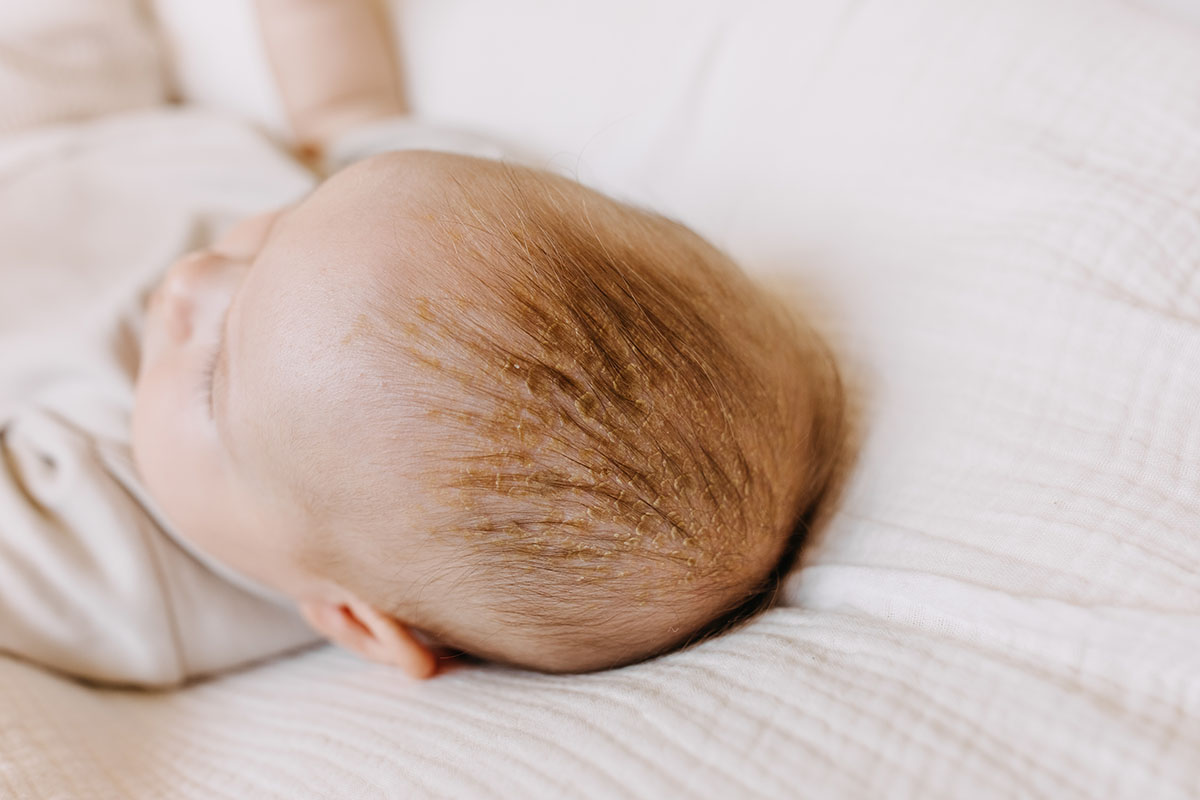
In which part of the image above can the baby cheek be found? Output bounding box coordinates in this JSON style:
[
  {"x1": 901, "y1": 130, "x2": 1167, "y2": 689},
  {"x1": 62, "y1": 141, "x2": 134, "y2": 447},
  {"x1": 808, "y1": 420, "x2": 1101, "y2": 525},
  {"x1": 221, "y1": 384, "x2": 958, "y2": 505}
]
[
  {"x1": 131, "y1": 363, "x2": 216, "y2": 527},
  {"x1": 132, "y1": 370, "x2": 179, "y2": 483}
]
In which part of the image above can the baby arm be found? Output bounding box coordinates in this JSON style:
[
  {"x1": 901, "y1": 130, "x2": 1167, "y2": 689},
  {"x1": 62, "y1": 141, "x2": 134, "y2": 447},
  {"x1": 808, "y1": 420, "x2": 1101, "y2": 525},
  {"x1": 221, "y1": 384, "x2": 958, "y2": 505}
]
[{"x1": 254, "y1": 0, "x2": 406, "y2": 164}]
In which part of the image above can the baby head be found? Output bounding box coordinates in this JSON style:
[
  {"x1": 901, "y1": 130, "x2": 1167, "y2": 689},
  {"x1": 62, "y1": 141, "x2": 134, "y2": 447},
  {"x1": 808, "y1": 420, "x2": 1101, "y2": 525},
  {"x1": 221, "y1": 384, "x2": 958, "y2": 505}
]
[{"x1": 132, "y1": 151, "x2": 844, "y2": 678}]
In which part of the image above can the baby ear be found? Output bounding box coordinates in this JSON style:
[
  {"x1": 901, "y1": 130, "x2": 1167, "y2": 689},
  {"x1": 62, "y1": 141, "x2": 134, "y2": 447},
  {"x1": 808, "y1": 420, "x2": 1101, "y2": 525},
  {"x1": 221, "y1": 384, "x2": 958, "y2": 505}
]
[{"x1": 298, "y1": 596, "x2": 437, "y2": 680}]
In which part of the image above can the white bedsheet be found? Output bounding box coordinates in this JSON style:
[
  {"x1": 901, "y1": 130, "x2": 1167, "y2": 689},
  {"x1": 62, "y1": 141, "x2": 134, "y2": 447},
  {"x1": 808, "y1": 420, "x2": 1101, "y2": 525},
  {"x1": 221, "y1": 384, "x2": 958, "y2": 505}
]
[{"x1": 3, "y1": 0, "x2": 1200, "y2": 797}]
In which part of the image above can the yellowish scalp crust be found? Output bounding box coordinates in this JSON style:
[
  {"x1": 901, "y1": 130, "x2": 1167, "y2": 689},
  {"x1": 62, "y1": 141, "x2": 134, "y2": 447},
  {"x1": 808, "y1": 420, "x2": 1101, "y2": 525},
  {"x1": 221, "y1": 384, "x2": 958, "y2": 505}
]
[{"x1": 359, "y1": 158, "x2": 846, "y2": 672}]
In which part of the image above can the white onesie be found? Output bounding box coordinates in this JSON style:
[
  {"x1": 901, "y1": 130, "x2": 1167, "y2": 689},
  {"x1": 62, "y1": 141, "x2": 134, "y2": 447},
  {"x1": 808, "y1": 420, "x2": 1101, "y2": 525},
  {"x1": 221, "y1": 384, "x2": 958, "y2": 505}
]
[{"x1": 0, "y1": 107, "x2": 509, "y2": 687}]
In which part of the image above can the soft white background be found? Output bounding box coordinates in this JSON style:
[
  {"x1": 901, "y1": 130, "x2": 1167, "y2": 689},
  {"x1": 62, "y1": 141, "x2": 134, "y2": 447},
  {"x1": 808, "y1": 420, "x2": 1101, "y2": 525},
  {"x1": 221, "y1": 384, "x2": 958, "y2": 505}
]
[{"x1": 2, "y1": 0, "x2": 1200, "y2": 797}]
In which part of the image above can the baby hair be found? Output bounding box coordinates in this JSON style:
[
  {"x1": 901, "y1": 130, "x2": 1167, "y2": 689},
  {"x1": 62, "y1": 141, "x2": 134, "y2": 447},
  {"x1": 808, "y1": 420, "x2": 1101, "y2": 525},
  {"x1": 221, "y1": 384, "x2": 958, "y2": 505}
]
[{"x1": 316, "y1": 155, "x2": 845, "y2": 672}]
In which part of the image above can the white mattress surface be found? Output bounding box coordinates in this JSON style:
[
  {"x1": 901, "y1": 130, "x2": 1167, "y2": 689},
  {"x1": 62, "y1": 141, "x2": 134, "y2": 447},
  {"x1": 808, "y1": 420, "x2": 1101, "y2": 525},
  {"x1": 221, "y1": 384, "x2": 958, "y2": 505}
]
[{"x1": 3, "y1": 0, "x2": 1200, "y2": 797}]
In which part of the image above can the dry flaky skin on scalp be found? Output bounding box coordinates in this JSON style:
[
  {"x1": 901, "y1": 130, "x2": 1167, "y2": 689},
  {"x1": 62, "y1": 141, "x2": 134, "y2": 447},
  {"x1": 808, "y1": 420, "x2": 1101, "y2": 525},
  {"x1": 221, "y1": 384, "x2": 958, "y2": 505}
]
[{"x1": 342, "y1": 156, "x2": 845, "y2": 673}]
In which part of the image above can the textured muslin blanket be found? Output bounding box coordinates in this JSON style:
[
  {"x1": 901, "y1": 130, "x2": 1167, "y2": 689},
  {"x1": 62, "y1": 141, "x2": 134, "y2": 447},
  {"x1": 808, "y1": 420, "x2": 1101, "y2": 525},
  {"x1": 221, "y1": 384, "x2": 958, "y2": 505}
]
[{"x1": 2, "y1": 0, "x2": 1200, "y2": 796}]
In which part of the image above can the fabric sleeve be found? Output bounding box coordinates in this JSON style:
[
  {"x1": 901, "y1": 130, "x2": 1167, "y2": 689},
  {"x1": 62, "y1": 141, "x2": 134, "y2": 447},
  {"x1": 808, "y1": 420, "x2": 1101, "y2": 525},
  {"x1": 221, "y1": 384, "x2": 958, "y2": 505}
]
[
  {"x1": 0, "y1": 404, "x2": 319, "y2": 688},
  {"x1": 0, "y1": 405, "x2": 187, "y2": 686}
]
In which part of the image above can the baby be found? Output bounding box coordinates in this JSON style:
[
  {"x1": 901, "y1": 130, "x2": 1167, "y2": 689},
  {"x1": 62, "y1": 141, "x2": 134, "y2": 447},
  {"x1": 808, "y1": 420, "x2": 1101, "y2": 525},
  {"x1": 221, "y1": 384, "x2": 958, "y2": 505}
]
[
  {"x1": 131, "y1": 0, "x2": 845, "y2": 680},
  {"x1": 134, "y1": 146, "x2": 846, "y2": 677},
  {"x1": 1, "y1": 0, "x2": 844, "y2": 685}
]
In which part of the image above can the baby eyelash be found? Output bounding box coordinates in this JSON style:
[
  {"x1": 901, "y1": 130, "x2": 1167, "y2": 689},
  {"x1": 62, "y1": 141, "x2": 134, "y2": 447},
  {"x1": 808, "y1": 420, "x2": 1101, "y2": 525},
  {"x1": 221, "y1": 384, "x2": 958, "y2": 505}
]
[{"x1": 199, "y1": 347, "x2": 220, "y2": 418}]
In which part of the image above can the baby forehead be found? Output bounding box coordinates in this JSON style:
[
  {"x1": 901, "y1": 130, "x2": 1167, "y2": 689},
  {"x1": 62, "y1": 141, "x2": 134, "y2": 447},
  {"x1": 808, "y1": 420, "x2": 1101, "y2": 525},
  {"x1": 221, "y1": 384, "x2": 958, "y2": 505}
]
[
  {"x1": 258, "y1": 185, "x2": 457, "y2": 297},
  {"x1": 240, "y1": 223, "x2": 475, "y2": 392},
  {"x1": 248, "y1": 150, "x2": 578, "y2": 349}
]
